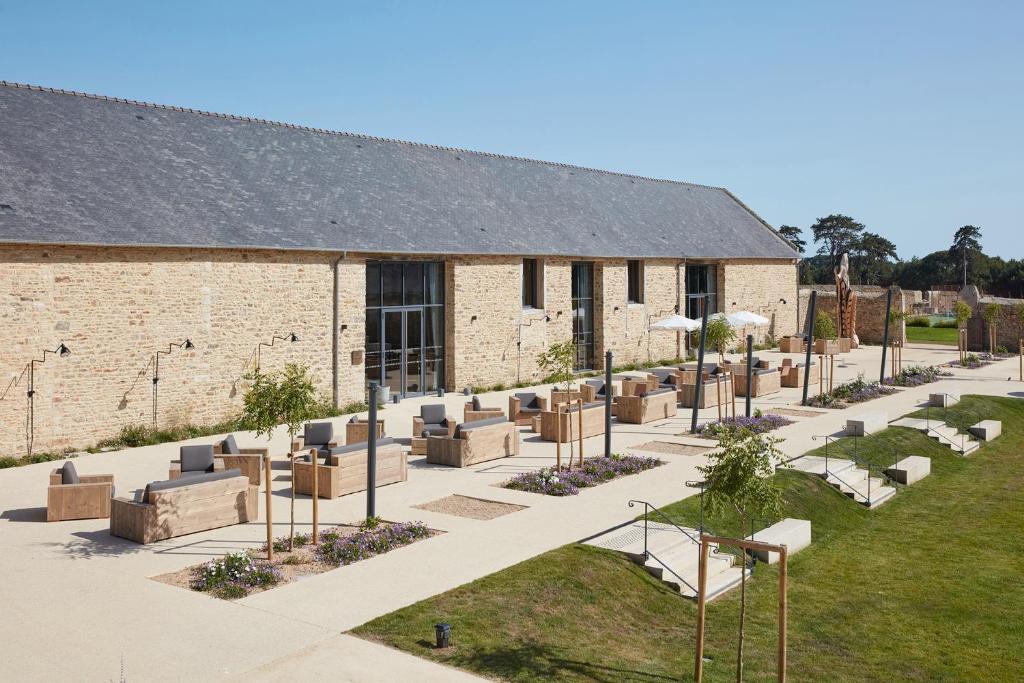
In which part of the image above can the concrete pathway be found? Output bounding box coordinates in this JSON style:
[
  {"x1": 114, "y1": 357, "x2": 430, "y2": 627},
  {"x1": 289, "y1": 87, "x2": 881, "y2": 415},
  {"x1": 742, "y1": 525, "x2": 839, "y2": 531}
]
[{"x1": 0, "y1": 344, "x2": 1019, "y2": 681}]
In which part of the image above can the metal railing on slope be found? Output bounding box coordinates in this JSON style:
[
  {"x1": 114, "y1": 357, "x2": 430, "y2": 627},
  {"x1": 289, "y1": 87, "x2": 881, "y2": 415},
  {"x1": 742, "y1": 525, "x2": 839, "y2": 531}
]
[
  {"x1": 627, "y1": 500, "x2": 703, "y2": 595},
  {"x1": 810, "y1": 434, "x2": 901, "y2": 504},
  {"x1": 924, "y1": 393, "x2": 983, "y2": 455}
]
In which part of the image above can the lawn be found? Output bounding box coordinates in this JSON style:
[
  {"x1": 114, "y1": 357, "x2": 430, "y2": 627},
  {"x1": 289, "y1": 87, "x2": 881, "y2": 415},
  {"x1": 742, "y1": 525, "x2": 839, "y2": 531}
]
[
  {"x1": 905, "y1": 325, "x2": 959, "y2": 345},
  {"x1": 354, "y1": 395, "x2": 1024, "y2": 682}
]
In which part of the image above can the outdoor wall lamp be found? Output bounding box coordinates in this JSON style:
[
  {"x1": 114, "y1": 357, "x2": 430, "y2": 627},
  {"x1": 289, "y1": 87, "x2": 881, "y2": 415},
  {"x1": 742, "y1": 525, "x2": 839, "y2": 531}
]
[
  {"x1": 152, "y1": 338, "x2": 196, "y2": 428},
  {"x1": 20, "y1": 342, "x2": 72, "y2": 456},
  {"x1": 254, "y1": 332, "x2": 299, "y2": 375}
]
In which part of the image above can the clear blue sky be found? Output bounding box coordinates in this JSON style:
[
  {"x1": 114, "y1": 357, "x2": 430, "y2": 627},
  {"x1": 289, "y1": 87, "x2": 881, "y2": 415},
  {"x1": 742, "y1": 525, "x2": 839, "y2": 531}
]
[{"x1": 3, "y1": 1, "x2": 1021, "y2": 259}]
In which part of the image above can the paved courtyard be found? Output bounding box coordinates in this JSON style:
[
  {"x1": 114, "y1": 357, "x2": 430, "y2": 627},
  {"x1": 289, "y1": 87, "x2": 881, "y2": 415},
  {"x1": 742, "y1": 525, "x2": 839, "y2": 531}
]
[{"x1": 1, "y1": 344, "x2": 1020, "y2": 681}]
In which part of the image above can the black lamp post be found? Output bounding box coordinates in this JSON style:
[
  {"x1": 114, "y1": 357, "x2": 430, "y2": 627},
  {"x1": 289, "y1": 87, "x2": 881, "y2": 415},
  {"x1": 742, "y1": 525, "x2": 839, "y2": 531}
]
[
  {"x1": 23, "y1": 342, "x2": 71, "y2": 456},
  {"x1": 153, "y1": 339, "x2": 195, "y2": 428},
  {"x1": 255, "y1": 332, "x2": 299, "y2": 375}
]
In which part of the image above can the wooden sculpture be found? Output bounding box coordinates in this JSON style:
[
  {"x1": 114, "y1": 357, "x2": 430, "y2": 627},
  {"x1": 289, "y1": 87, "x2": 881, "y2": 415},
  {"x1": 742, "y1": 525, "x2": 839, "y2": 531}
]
[{"x1": 834, "y1": 253, "x2": 859, "y2": 349}]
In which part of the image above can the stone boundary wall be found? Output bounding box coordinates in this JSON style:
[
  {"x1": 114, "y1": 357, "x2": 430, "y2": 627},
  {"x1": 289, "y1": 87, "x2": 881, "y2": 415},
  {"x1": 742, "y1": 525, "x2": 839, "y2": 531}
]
[
  {"x1": 961, "y1": 286, "x2": 1024, "y2": 352},
  {"x1": 797, "y1": 285, "x2": 906, "y2": 345}
]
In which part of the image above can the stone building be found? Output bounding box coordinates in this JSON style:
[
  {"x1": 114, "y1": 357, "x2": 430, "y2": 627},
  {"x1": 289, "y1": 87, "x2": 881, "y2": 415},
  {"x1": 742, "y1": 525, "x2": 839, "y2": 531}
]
[{"x1": 0, "y1": 82, "x2": 799, "y2": 453}]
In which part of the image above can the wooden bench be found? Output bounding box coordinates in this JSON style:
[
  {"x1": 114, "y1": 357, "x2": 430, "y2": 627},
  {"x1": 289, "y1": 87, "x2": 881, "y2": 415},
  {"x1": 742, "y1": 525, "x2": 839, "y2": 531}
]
[
  {"x1": 110, "y1": 471, "x2": 257, "y2": 544},
  {"x1": 779, "y1": 359, "x2": 819, "y2": 388},
  {"x1": 426, "y1": 417, "x2": 519, "y2": 467},
  {"x1": 293, "y1": 438, "x2": 407, "y2": 498},
  {"x1": 731, "y1": 367, "x2": 782, "y2": 397},
  {"x1": 615, "y1": 388, "x2": 678, "y2": 424}
]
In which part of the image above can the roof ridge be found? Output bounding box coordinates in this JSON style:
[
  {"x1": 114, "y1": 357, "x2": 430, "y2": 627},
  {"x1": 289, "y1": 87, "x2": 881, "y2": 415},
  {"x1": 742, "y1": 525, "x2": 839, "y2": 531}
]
[{"x1": 0, "y1": 79, "x2": 726, "y2": 192}]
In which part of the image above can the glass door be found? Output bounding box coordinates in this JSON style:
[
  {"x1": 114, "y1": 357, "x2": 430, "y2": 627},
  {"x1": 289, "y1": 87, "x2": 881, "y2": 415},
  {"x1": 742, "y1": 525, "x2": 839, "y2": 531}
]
[
  {"x1": 382, "y1": 310, "x2": 404, "y2": 396},
  {"x1": 572, "y1": 262, "x2": 595, "y2": 370},
  {"x1": 381, "y1": 308, "x2": 425, "y2": 396}
]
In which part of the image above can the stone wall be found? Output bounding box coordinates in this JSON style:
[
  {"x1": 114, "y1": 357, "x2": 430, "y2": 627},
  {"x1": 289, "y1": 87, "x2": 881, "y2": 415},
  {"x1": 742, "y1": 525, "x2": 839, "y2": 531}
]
[
  {"x1": 960, "y1": 287, "x2": 1024, "y2": 352},
  {"x1": 1, "y1": 243, "x2": 798, "y2": 453},
  {"x1": 797, "y1": 285, "x2": 906, "y2": 345},
  {"x1": 0, "y1": 244, "x2": 366, "y2": 454}
]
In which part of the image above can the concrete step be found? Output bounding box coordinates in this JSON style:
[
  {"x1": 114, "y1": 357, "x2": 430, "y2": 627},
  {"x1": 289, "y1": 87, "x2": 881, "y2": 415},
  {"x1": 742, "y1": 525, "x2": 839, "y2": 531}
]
[
  {"x1": 927, "y1": 427, "x2": 979, "y2": 454},
  {"x1": 585, "y1": 521, "x2": 701, "y2": 560},
  {"x1": 674, "y1": 566, "x2": 750, "y2": 601},
  {"x1": 644, "y1": 544, "x2": 733, "y2": 582}
]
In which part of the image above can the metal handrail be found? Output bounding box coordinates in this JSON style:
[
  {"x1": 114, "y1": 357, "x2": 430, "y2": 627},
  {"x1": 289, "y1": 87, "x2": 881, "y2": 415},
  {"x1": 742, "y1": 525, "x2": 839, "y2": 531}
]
[
  {"x1": 628, "y1": 500, "x2": 702, "y2": 547},
  {"x1": 925, "y1": 393, "x2": 982, "y2": 455},
  {"x1": 811, "y1": 434, "x2": 900, "y2": 503}
]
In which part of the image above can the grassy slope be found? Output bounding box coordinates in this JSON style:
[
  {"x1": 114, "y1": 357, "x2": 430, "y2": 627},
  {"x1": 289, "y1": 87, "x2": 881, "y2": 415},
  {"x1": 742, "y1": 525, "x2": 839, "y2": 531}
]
[
  {"x1": 355, "y1": 396, "x2": 1024, "y2": 682},
  {"x1": 905, "y1": 325, "x2": 959, "y2": 345}
]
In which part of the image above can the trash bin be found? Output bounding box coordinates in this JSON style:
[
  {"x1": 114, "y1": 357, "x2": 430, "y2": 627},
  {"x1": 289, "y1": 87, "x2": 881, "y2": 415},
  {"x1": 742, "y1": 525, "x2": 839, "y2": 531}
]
[{"x1": 435, "y1": 623, "x2": 451, "y2": 649}]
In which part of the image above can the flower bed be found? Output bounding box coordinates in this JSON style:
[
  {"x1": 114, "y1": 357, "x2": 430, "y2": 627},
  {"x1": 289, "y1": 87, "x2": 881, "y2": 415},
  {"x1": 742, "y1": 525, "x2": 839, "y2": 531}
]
[
  {"x1": 884, "y1": 365, "x2": 952, "y2": 387},
  {"x1": 157, "y1": 519, "x2": 435, "y2": 600},
  {"x1": 947, "y1": 352, "x2": 1012, "y2": 369},
  {"x1": 806, "y1": 375, "x2": 897, "y2": 409},
  {"x1": 697, "y1": 413, "x2": 793, "y2": 438},
  {"x1": 503, "y1": 454, "x2": 663, "y2": 496}
]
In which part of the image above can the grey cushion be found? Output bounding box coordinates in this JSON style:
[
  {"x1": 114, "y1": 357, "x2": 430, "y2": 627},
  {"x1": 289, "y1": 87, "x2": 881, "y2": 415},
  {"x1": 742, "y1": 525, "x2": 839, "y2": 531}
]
[
  {"x1": 515, "y1": 392, "x2": 538, "y2": 409},
  {"x1": 61, "y1": 460, "x2": 80, "y2": 485},
  {"x1": 642, "y1": 387, "x2": 676, "y2": 398},
  {"x1": 303, "y1": 422, "x2": 334, "y2": 447},
  {"x1": 471, "y1": 395, "x2": 483, "y2": 411},
  {"x1": 180, "y1": 445, "x2": 215, "y2": 473},
  {"x1": 421, "y1": 404, "x2": 447, "y2": 424},
  {"x1": 221, "y1": 434, "x2": 240, "y2": 455},
  {"x1": 142, "y1": 468, "x2": 245, "y2": 501},
  {"x1": 328, "y1": 437, "x2": 396, "y2": 456},
  {"x1": 421, "y1": 424, "x2": 451, "y2": 436},
  {"x1": 453, "y1": 416, "x2": 507, "y2": 438},
  {"x1": 651, "y1": 369, "x2": 675, "y2": 383},
  {"x1": 349, "y1": 415, "x2": 359, "y2": 423}
]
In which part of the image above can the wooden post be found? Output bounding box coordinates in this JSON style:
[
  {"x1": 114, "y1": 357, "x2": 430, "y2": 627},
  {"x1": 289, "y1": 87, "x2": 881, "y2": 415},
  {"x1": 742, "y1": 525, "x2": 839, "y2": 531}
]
[
  {"x1": 1019, "y1": 338, "x2": 1022, "y2": 381},
  {"x1": 555, "y1": 404, "x2": 562, "y2": 471},
  {"x1": 577, "y1": 398, "x2": 584, "y2": 468},
  {"x1": 264, "y1": 454, "x2": 273, "y2": 561},
  {"x1": 818, "y1": 354, "x2": 824, "y2": 397},
  {"x1": 289, "y1": 453, "x2": 296, "y2": 551},
  {"x1": 694, "y1": 536, "x2": 711, "y2": 683},
  {"x1": 778, "y1": 545, "x2": 789, "y2": 683},
  {"x1": 310, "y1": 449, "x2": 318, "y2": 544},
  {"x1": 730, "y1": 372, "x2": 736, "y2": 419},
  {"x1": 716, "y1": 375, "x2": 723, "y2": 421},
  {"x1": 829, "y1": 354, "x2": 835, "y2": 392}
]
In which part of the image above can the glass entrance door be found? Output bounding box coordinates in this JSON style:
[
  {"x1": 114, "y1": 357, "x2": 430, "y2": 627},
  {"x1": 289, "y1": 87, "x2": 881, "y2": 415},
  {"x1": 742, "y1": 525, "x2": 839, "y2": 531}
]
[
  {"x1": 572, "y1": 262, "x2": 595, "y2": 370},
  {"x1": 381, "y1": 308, "x2": 425, "y2": 396}
]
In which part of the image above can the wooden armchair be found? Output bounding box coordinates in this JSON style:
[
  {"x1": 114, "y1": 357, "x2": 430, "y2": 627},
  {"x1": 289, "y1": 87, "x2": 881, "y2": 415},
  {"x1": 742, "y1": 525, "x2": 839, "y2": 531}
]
[
  {"x1": 509, "y1": 392, "x2": 549, "y2": 425},
  {"x1": 413, "y1": 404, "x2": 457, "y2": 437},
  {"x1": 344, "y1": 417, "x2": 385, "y2": 444},
  {"x1": 621, "y1": 374, "x2": 659, "y2": 397},
  {"x1": 168, "y1": 445, "x2": 225, "y2": 480},
  {"x1": 780, "y1": 358, "x2": 820, "y2": 388},
  {"x1": 581, "y1": 379, "x2": 619, "y2": 415},
  {"x1": 463, "y1": 396, "x2": 506, "y2": 423},
  {"x1": 47, "y1": 461, "x2": 114, "y2": 522},
  {"x1": 212, "y1": 434, "x2": 267, "y2": 485},
  {"x1": 290, "y1": 421, "x2": 340, "y2": 454}
]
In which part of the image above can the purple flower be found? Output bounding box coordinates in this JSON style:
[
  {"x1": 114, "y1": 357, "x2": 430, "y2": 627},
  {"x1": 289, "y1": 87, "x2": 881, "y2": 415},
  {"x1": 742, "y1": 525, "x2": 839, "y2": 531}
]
[{"x1": 503, "y1": 455, "x2": 662, "y2": 496}]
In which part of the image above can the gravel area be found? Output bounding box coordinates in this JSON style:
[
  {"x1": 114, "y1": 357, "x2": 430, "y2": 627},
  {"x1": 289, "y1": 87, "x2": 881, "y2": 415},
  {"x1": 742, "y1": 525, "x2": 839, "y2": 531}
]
[
  {"x1": 629, "y1": 441, "x2": 712, "y2": 456},
  {"x1": 414, "y1": 494, "x2": 526, "y2": 520}
]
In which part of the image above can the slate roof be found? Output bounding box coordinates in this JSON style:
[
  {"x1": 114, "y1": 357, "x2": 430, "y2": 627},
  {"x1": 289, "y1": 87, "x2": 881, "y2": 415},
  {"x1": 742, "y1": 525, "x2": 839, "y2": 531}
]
[{"x1": 0, "y1": 81, "x2": 798, "y2": 259}]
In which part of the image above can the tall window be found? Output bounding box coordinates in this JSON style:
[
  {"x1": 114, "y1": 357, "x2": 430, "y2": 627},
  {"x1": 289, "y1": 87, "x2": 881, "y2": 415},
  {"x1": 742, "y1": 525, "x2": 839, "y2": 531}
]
[
  {"x1": 685, "y1": 264, "x2": 718, "y2": 319},
  {"x1": 627, "y1": 260, "x2": 644, "y2": 304},
  {"x1": 522, "y1": 258, "x2": 543, "y2": 309}
]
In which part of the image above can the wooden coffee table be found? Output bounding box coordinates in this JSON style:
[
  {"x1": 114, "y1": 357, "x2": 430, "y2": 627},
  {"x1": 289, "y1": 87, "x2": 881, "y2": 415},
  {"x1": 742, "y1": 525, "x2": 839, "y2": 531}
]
[{"x1": 411, "y1": 437, "x2": 427, "y2": 456}]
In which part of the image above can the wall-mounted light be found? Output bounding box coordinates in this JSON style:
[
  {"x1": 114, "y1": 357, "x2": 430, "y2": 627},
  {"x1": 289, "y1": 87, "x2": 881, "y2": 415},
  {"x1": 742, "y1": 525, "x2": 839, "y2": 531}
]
[
  {"x1": 255, "y1": 332, "x2": 299, "y2": 375},
  {"x1": 780, "y1": 298, "x2": 788, "y2": 305},
  {"x1": 153, "y1": 338, "x2": 196, "y2": 428},
  {"x1": 470, "y1": 315, "x2": 478, "y2": 323},
  {"x1": 18, "y1": 342, "x2": 73, "y2": 456}
]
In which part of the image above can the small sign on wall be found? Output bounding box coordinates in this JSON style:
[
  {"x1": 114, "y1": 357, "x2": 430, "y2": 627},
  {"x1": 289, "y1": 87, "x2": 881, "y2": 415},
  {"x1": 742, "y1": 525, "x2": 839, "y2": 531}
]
[{"x1": 351, "y1": 350, "x2": 364, "y2": 365}]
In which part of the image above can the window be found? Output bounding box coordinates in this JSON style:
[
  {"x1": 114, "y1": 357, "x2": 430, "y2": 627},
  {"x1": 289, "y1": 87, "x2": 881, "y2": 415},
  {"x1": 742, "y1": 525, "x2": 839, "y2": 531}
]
[
  {"x1": 522, "y1": 258, "x2": 544, "y2": 309},
  {"x1": 627, "y1": 260, "x2": 644, "y2": 304}
]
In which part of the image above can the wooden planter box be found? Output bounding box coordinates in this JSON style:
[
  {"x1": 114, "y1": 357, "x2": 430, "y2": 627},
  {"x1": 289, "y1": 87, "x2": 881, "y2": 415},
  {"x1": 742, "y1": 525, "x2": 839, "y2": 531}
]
[
  {"x1": 47, "y1": 470, "x2": 114, "y2": 522},
  {"x1": 426, "y1": 421, "x2": 519, "y2": 467},
  {"x1": 837, "y1": 337, "x2": 852, "y2": 353},
  {"x1": 539, "y1": 404, "x2": 606, "y2": 442},
  {"x1": 779, "y1": 336, "x2": 807, "y2": 353},
  {"x1": 615, "y1": 390, "x2": 678, "y2": 424},
  {"x1": 293, "y1": 443, "x2": 407, "y2": 498},
  {"x1": 814, "y1": 339, "x2": 840, "y2": 355},
  {"x1": 110, "y1": 475, "x2": 257, "y2": 544}
]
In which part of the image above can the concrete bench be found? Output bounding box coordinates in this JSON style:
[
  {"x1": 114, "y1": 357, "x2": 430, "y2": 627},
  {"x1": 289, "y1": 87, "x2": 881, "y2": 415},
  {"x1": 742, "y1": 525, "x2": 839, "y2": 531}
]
[
  {"x1": 969, "y1": 420, "x2": 1001, "y2": 441},
  {"x1": 883, "y1": 455, "x2": 930, "y2": 485},
  {"x1": 846, "y1": 412, "x2": 887, "y2": 436},
  {"x1": 746, "y1": 518, "x2": 811, "y2": 565},
  {"x1": 929, "y1": 391, "x2": 959, "y2": 407}
]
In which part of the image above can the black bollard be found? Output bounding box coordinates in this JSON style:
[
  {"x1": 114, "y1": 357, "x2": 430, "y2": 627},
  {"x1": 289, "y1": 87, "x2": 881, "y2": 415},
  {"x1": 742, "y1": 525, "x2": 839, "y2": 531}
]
[
  {"x1": 745, "y1": 334, "x2": 754, "y2": 417},
  {"x1": 690, "y1": 295, "x2": 711, "y2": 434},
  {"x1": 801, "y1": 291, "x2": 817, "y2": 406},
  {"x1": 367, "y1": 382, "x2": 378, "y2": 519},
  {"x1": 604, "y1": 350, "x2": 613, "y2": 457},
  {"x1": 880, "y1": 286, "x2": 893, "y2": 383}
]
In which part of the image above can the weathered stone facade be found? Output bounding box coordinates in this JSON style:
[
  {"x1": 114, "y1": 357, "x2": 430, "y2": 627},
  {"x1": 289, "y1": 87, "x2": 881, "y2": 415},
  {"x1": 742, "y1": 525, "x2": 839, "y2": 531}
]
[{"x1": 1, "y1": 244, "x2": 797, "y2": 453}]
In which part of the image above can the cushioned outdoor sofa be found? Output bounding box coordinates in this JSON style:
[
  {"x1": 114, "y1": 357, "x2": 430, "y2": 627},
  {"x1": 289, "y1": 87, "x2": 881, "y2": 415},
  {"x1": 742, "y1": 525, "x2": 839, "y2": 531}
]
[
  {"x1": 291, "y1": 421, "x2": 340, "y2": 455},
  {"x1": 110, "y1": 469, "x2": 257, "y2": 544},
  {"x1": 413, "y1": 404, "x2": 456, "y2": 438},
  {"x1": 47, "y1": 460, "x2": 114, "y2": 522},
  {"x1": 426, "y1": 416, "x2": 519, "y2": 467},
  {"x1": 463, "y1": 395, "x2": 506, "y2": 423},
  {"x1": 779, "y1": 358, "x2": 819, "y2": 388},
  {"x1": 676, "y1": 364, "x2": 732, "y2": 408},
  {"x1": 344, "y1": 415, "x2": 385, "y2": 444},
  {"x1": 729, "y1": 358, "x2": 782, "y2": 397},
  {"x1": 293, "y1": 437, "x2": 407, "y2": 498},
  {"x1": 168, "y1": 444, "x2": 225, "y2": 481}
]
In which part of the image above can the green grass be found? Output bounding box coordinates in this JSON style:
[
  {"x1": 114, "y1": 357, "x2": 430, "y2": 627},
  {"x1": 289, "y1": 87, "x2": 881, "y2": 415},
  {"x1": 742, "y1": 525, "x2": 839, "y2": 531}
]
[
  {"x1": 906, "y1": 325, "x2": 959, "y2": 345},
  {"x1": 354, "y1": 395, "x2": 1024, "y2": 682}
]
